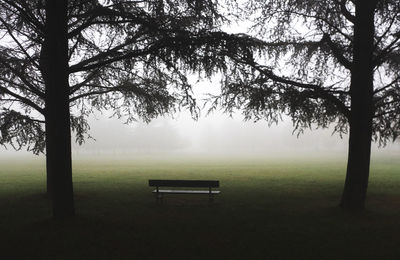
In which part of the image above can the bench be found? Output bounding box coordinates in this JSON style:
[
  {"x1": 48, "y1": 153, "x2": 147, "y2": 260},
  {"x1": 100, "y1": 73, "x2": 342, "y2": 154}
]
[{"x1": 148, "y1": 179, "x2": 220, "y2": 201}]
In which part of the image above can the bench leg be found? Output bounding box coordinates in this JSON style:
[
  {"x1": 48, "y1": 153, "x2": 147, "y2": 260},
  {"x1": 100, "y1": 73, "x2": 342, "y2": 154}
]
[
  {"x1": 155, "y1": 186, "x2": 163, "y2": 202},
  {"x1": 155, "y1": 192, "x2": 163, "y2": 204},
  {"x1": 208, "y1": 187, "x2": 214, "y2": 202}
]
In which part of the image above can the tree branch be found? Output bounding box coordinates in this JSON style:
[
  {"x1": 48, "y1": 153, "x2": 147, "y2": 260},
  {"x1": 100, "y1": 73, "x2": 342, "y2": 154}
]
[
  {"x1": 322, "y1": 34, "x2": 352, "y2": 70},
  {"x1": 229, "y1": 54, "x2": 351, "y2": 119},
  {"x1": 0, "y1": 16, "x2": 40, "y2": 69},
  {"x1": 0, "y1": 77, "x2": 42, "y2": 98},
  {"x1": 69, "y1": 38, "x2": 166, "y2": 73},
  {"x1": 374, "y1": 108, "x2": 399, "y2": 118},
  {"x1": 373, "y1": 36, "x2": 400, "y2": 67},
  {"x1": 276, "y1": 9, "x2": 353, "y2": 42},
  {"x1": 0, "y1": 85, "x2": 44, "y2": 114},
  {"x1": 373, "y1": 75, "x2": 400, "y2": 94},
  {"x1": 69, "y1": 69, "x2": 102, "y2": 94},
  {"x1": 1, "y1": 0, "x2": 44, "y2": 35},
  {"x1": 0, "y1": 58, "x2": 45, "y2": 99},
  {"x1": 69, "y1": 88, "x2": 116, "y2": 103},
  {"x1": 337, "y1": 0, "x2": 356, "y2": 24},
  {"x1": 67, "y1": 5, "x2": 156, "y2": 38},
  {"x1": 373, "y1": 13, "x2": 398, "y2": 51}
]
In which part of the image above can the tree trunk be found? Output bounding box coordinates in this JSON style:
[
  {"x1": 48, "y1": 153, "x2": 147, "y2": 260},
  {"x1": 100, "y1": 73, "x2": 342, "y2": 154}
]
[
  {"x1": 340, "y1": 1, "x2": 376, "y2": 210},
  {"x1": 41, "y1": 0, "x2": 75, "y2": 218},
  {"x1": 46, "y1": 134, "x2": 52, "y2": 197}
]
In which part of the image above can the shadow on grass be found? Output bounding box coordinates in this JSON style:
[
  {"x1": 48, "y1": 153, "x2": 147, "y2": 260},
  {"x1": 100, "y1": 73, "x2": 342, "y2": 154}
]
[
  {"x1": 2, "y1": 193, "x2": 400, "y2": 260},
  {"x1": 2, "y1": 158, "x2": 400, "y2": 259}
]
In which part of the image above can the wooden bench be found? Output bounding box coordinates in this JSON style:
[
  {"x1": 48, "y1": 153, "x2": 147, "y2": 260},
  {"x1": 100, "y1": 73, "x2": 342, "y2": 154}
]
[{"x1": 148, "y1": 179, "x2": 220, "y2": 201}]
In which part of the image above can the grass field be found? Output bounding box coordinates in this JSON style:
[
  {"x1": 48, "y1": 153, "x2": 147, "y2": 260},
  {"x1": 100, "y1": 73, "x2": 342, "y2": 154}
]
[{"x1": 1, "y1": 156, "x2": 400, "y2": 259}]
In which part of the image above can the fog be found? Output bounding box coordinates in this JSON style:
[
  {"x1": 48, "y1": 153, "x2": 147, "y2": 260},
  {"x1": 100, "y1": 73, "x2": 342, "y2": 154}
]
[
  {"x1": 1, "y1": 80, "x2": 399, "y2": 161},
  {"x1": 70, "y1": 112, "x2": 399, "y2": 159},
  {"x1": 70, "y1": 112, "x2": 345, "y2": 157},
  {"x1": 3, "y1": 12, "x2": 398, "y2": 162}
]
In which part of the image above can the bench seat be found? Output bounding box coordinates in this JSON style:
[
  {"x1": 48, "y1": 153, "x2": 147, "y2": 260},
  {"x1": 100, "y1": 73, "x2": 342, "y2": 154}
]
[
  {"x1": 152, "y1": 189, "x2": 221, "y2": 194},
  {"x1": 149, "y1": 179, "x2": 220, "y2": 201}
]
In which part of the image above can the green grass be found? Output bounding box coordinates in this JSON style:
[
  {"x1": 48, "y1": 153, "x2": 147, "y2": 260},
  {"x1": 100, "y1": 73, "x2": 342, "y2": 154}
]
[{"x1": 1, "y1": 157, "x2": 400, "y2": 259}]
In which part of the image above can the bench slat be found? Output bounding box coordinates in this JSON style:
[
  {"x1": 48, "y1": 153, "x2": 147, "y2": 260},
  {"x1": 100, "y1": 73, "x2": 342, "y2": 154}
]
[
  {"x1": 152, "y1": 189, "x2": 221, "y2": 194},
  {"x1": 149, "y1": 179, "x2": 219, "y2": 188}
]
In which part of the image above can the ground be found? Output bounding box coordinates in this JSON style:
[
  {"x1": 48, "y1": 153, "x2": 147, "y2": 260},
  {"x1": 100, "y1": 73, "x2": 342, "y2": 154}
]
[{"x1": 1, "y1": 155, "x2": 399, "y2": 259}]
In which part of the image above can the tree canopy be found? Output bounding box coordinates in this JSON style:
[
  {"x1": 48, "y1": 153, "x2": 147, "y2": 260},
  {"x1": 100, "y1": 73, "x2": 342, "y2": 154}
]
[
  {"x1": 0, "y1": 0, "x2": 252, "y2": 154},
  {"x1": 0, "y1": 0, "x2": 259, "y2": 218},
  {"x1": 2, "y1": 0, "x2": 398, "y2": 214},
  {"x1": 207, "y1": 0, "x2": 400, "y2": 209},
  {"x1": 212, "y1": 0, "x2": 400, "y2": 144}
]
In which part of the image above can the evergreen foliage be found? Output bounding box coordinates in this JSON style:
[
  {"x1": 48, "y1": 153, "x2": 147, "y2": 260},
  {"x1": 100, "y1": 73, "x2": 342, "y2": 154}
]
[
  {"x1": 212, "y1": 0, "x2": 400, "y2": 144},
  {"x1": 0, "y1": 0, "x2": 253, "y2": 153}
]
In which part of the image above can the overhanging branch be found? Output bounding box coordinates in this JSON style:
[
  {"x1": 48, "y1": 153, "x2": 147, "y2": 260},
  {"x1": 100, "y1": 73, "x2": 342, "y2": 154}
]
[
  {"x1": 337, "y1": 0, "x2": 356, "y2": 24},
  {"x1": 0, "y1": 58, "x2": 45, "y2": 99},
  {"x1": 228, "y1": 54, "x2": 351, "y2": 119},
  {"x1": 0, "y1": 17, "x2": 40, "y2": 69},
  {"x1": 0, "y1": 85, "x2": 44, "y2": 114},
  {"x1": 322, "y1": 34, "x2": 352, "y2": 70}
]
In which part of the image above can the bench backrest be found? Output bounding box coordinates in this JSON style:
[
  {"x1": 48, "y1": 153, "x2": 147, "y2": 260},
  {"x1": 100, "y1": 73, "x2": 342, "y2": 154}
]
[{"x1": 149, "y1": 179, "x2": 219, "y2": 188}]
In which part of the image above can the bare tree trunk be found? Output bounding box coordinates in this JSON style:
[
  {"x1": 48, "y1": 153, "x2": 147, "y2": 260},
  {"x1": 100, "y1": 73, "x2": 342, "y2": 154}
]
[
  {"x1": 340, "y1": 1, "x2": 376, "y2": 210},
  {"x1": 41, "y1": 0, "x2": 74, "y2": 218},
  {"x1": 45, "y1": 133, "x2": 52, "y2": 197}
]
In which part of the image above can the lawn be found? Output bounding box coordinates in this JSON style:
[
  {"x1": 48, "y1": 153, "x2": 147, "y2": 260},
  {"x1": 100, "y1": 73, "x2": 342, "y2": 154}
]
[{"x1": 1, "y1": 156, "x2": 400, "y2": 259}]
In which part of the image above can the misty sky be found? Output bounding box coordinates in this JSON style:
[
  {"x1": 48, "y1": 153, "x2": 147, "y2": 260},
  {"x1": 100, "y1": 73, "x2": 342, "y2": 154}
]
[
  {"x1": 1, "y1": 18, "x2": 399, "y2": 160},
  {"x1": 2, "y1": 79, "x2": 399, "y2": 159}
]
